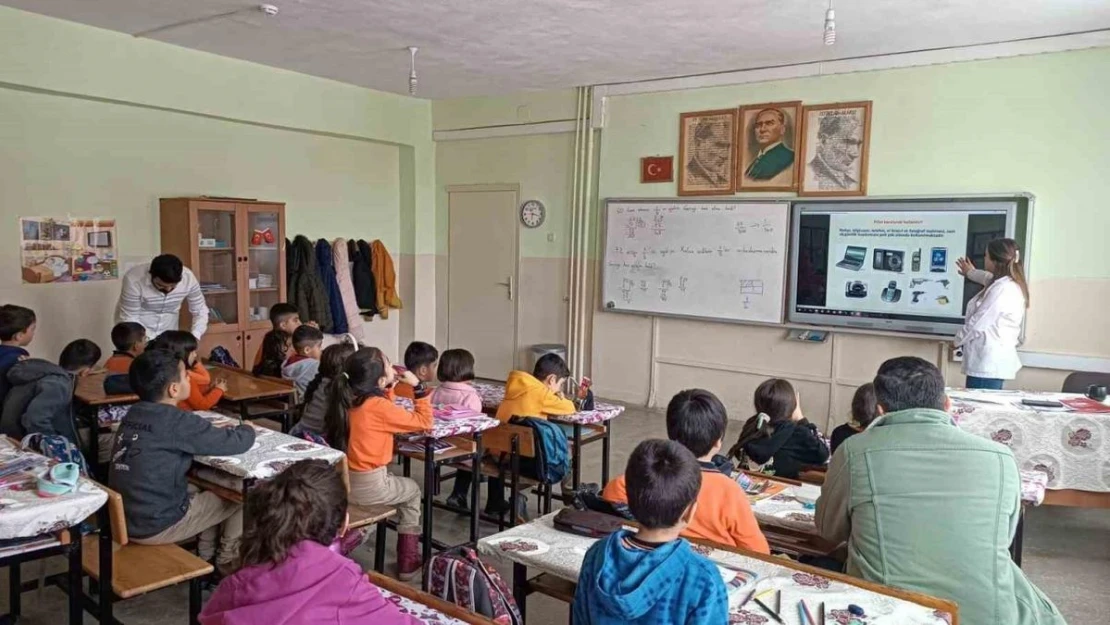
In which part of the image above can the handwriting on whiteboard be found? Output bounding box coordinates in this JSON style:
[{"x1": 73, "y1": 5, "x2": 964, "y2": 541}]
[{"x1": 616, "y1": 206, "x2": 778, "y2": 241}]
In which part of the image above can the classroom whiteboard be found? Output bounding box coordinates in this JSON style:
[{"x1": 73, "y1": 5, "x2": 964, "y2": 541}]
[{"x1": 601, "y1": 199, "x2": 790, "y2": 324}]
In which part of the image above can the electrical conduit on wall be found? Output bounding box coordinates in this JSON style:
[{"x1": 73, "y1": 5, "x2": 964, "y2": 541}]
[{"x1": 566, "y1": 86, "x2": 595, "y2": 377}]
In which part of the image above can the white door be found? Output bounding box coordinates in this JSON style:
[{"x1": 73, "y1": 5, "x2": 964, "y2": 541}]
[{"x1": 448, "y1": 187, "x2": 518, "y2": 380}]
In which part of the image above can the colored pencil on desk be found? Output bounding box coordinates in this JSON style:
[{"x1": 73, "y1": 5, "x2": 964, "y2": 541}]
[
  {"x1": 752, "y1": 597, "x2": 784, "y2": 624},
  {"x1": 801, "y1": 599, "x2": 817, "y2": 625},
  {"x1": 819, "y1": 601, "x2": 825, "y2": 625},
  {"x1": 797, "y1": 602, "x2": 809, "y2": 625},
  {"x1": 738, "y1": 588, "x2": 756, "y2": 608},
  {"x1": 775, "y1": 589, "x2": 781, "y2": 614}
]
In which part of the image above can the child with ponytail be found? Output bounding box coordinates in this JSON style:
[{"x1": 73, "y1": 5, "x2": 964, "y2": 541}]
[
  {"x1": 199, "y1": 459, "x2": 418, "y2": 625},
  {"x1": 728, "y1": 378, "x2": 829, "y2": 479},
  {"x1": 291, "y1": 342, "x2": 357, "y2": 437},
  {"x1": 322, "y1": 347, "x2": 433, "y2": 581}
]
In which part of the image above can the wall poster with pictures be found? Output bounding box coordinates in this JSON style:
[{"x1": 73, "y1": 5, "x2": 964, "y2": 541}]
[
  {"x1": 798, "y1": 101, "x2": 872, "y2": 197},
  {"x1": 737, "y1": 101, "x2": 801, "y2": 192},
  {"x1": 19, "y1": 217, "x2": 119, "y2": 284},
  {"x1": 678, "y1": 109, "x2": 737, "y2": 196}
]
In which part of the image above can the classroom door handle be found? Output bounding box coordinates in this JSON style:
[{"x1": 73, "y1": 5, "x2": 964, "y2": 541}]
[{"x1": 496, "y1": 276, "x2": 514, "y2": 301}]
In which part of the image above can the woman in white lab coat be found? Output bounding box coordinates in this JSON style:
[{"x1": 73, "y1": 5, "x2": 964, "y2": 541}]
[{"x1": 954, "y1": 238, "x2": 1029, "y2": 389}]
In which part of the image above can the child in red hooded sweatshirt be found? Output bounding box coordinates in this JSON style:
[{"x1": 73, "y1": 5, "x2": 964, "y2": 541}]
[{"x1": 199, "y1": 459, "x2": 418, "y2": 625}]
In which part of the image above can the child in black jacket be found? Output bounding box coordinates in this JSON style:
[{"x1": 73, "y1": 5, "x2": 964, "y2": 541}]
[{"x1": 729, "y1": 378, "x2": 829, "y2": 479}]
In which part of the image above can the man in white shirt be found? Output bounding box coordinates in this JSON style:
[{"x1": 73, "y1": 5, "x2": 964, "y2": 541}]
[{"x1": 116, "y1": 254, "x2": 209, "y2": 340}]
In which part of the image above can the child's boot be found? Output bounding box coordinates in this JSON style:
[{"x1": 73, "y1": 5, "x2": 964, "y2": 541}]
[{"x1": 397, "y1": 532, "x2": 422, "y2": 581}]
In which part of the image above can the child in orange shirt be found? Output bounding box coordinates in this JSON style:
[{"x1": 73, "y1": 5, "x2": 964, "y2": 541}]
[
  {"x1": 322, "y1": 346, "x2": 432, "y2": 581},
  {"x1": 393, "y1": 341, "x2": 438, "y2": 400},
  {"x1": 105, "y1": 322, "x2": 146, "y2": 374},
  {"x1": 602, "y1": 389, "x2": 770, "y2": 554},
  {"x1": 147, "y1": 331, "x2": 227, "y2": 412}
]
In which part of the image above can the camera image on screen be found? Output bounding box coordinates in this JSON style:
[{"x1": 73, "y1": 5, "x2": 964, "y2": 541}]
[
  {"x1": 845, "y1": 280, "x2": 868, "y2": 298},
  {"x1": 872, "y1": 249, "x2": 905, "y2": 273}
]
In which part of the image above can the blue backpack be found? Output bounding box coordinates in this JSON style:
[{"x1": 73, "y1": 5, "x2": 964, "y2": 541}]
[{"x1": 514, "y1": 417, "x2": 569, "y2": 485}]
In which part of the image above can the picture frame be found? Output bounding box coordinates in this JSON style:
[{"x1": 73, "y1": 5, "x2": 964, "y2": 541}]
[
  {"x1": 798, "y1": 101, "x2": 872, "y2": 197},
  {"x1": 736, "y1": 101, "x2": 802, "y2": 192},
  {"x1": 678, "y1": 109, "x2": 737, "y2": 196}
]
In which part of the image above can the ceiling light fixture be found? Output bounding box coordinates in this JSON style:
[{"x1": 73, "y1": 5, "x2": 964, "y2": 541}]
[
  {"x1": 408, "y1": 46, "x2": 419, "y2": 96},
  {"x1": 824, "y1": 0, "x2": 836, "y2": 46}
]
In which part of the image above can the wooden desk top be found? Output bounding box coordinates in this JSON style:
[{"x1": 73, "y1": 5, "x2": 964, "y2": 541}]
[
  {"x1": 368, "y1": 571, "x2": 496, "y2": 624},
  {"x1": 205, "y1": 363, "x2": 294, "y2": 402},
  {"x1": 74, "y1": 373, "x2": 138, "y2": 406}
]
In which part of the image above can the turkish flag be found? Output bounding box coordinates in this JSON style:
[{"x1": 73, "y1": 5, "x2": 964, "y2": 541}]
[{"x1": 641, "y1": 156, "x2": 674, "y2": 183}]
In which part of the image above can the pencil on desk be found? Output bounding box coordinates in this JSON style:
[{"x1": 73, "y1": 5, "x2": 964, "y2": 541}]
[
  {"x1": 819, "y1": 601, "x2": 825, "y2": 625},
  {"x1": 800, "y1": 599, "x2": 816, "y2": 625},
  {"x1": 797, "y1": 602, "x2": 809, "y2": 625},
  {"x1": 752, "y1": 597, "x2": 784, "y2": 624},
  {"x1": 739, "y1": 588, "x2": 756, "y2": 608}
]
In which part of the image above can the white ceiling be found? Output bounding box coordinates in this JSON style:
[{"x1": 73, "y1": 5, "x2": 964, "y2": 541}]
[{"x1": 5, "y1": 0, "x2": 1109, "y2": 98}]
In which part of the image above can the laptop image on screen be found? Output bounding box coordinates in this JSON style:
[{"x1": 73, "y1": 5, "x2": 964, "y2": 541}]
[{"x1": 836, "y1": 246, "x2": 867, "y2": 271}]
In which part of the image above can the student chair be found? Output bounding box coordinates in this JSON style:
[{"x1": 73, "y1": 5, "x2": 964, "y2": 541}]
[
  {"x1": 474, "y1": 423, "x2": 556, "y2": 531},
  {"x1": 81, "y1": 484, "x2": 213, "y2": 625}
]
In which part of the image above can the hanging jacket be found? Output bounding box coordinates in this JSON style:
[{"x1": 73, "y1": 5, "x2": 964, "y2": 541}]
[
  {"x1": 350, "y1": 240, "x2": 379, "y2": 317},
  {"x1": 332, "y1": 238, "x2": 365, "y2": 341},
  {"x1": 288, "y1": 235, "x2": 333, "y2": 333},
  {"x1": 0, "y1": 359, "x2": 80, "y2": 446},
  {"x1": 315, "y1": 239, "x2": 348, "y2": 334},
  {"x1": 370, "y1": 240, "x2": 403, "y2": 319}
]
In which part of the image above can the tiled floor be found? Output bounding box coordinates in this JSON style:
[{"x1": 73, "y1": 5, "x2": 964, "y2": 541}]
[{"x1": 2, "y1": 404, "x2": 1105, "y2": 624}]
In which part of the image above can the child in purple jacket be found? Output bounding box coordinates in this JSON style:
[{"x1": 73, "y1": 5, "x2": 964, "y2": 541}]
[{"x1": 199, "y1": 459, "x2": 418, "y2": 625}]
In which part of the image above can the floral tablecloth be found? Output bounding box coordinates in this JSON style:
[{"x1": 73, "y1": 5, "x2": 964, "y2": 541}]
[
  {"x1": 379, "y1": 589, "x2": 469, "y2": 624},
  {"x1": 949, "y1": 389, "x2": 1110, "y2": 492},
  {"x1": 193, "y1": 411, "x2": 344, "y2": 485},
  {"x1": 0, "y1": 439, "x2": 108, "y2": 540},
  {"x1": 478, "y1": 513, "x2": 952, "y2": 624},
  {"x1": 396, "y1": 415, "x2": 501, "y2": 442},
  {"x1": 472, "y1": 381, "x2": 625, "y2": 425}
]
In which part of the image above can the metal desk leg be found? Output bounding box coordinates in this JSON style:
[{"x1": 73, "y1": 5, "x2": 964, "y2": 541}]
[
  {"x1": 470, "y1": 432, "x2": 483, "y2": 543},
  {"x1": 238, "y1": 401, "x2": 249, "y2": 425},
  {"x1": 9, "y1": 559, "x2": 20, "y2": 620},
  {"x1": 374, "y1": 521, "x2": 388, "y2": 573},
  {"x1": 1010, "y1": 505, "x2": 1025, "y2": 566},
  {"x1": 189, "y1": 578, "x2": 203, "y2": 625},
  {"x1": 572, "y1": 425, "x2": 583, "y2": 492},
  {"x1": 513, "y1": 562, "x2": 528, "y2": 623},
  {"x1": 67, "y1": 527, "x2": 83, "y2": 625},
  {"x1": 421, "y1": 437, "x2": 435, "y2": 573},
  {"x1": 99, "y1": 507, "x2": 114, "y2": 625},
  {"x1": 602, "y1": 420, "x2": 612, "y2": 485}
]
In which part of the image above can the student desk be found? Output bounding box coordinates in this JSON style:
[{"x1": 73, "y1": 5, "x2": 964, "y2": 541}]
[
  {"x1": 477, "y1": 512, "x2": 958, "y2": 625},
  {"x1": 949, "y1": 389, "x2": 1110, "y2": 508},
  {"x1": 74, "y1": 372, "x2": 139, "y2": 476},
  {"x1": 370, "y1": 571, "x2": 497, "y2": 624},
  {"x1": 205, "y1": 363, "x2": 298, "y2": 432},
  {"x1": 471, "y1": 381, "x2": 625, "y2": 491},
  {"x1": 0, "y1": 438, "x2": 108, "y2": 625}
]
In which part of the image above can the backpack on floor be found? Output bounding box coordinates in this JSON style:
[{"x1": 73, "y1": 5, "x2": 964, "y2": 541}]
[{"x1": 427, "y1": 546, "x2": 522, "y2": 625}]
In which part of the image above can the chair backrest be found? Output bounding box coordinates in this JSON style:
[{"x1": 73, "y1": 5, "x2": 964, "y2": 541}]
[
  {"x1": 92, "y1": 482, "x2": 129, "y2": 546},
  {"x1": 482, "y1": 424, "x2": 536, "y2": 458},
  {"x1": 1062, "y1": 371, "x2": 1110, "y2": 394}
]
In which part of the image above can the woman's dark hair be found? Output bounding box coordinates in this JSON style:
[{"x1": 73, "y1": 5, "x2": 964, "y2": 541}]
[
  {"x1": 437, "y1": 348, "x2": 475, "y2": 383},
  {"x1": 253, "y1": 330, "x2": 291, "y2": 378},
  {"x1": 850, "y1": 383, "x2": 878, "y2": 428},
  {"x1": 146, "y1": 330, "x2": 198, "y2": 366},
  {"x1": 239, "y1": 459, "x2": 347, "y2": 568},
  {"x1": 303, "y1": 342, "x2": 357, "y2": 407},
  {"x1": 729, "y1": 378, "x2": 798, "y2": 458},
  {"x1": 986, "y1": 238, "x2": 1029, "y2": 308},
  {"x1": 323, "y1": 347, "x2": 387, "y2": 453},
  {"x1": 149, "y1": 254, "x2": 184, "y2": 284}
]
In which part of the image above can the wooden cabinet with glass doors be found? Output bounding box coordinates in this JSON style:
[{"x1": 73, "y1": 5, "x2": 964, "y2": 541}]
[{"x1": 159, "y1": 198, "x2": 286, "y2": 367}]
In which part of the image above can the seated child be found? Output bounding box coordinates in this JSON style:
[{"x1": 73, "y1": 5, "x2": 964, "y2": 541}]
[
  {"x1": 253, "y1": 330, "x2": 292, "y2": 378},
  {"x1": 729, "y1": 378, "x2": 829, "y2": 479},
  {"x1": 293, "y1": 342, "x2": 356, "y2": 436},
  {"x1": 199, "y1": 459, "x2": 418, "y2": 625},
  {"x1": 830, "y1": 382, "x2": 877, "y2": 455},
  {"x1": 573, "y1": 439, "x2": 728, "y2": 624},
  {"x1": 0, "y1": 304, "x2": 36, "y2": 406},
  {"x1": 323, "y1": 347, "x2": 433, "y2": 580},
  {"x1": 252, "y1": 303, "x2": 326, "y2": 368},
  {"x1": 110, "y1": 349, "x2": 255, "y2": 574},
  {"x1": 0, "y1": 338, "x2": 100, "y2": 445},
  {"x1": 106, "y1": 322, "x2": 146, "y2": 373},
  {"x1": 394, "y1": 341, "x2": 438, "y2": 400},
  {"x1": 282, "y1": 325, "x2": 323, "y2": 397},
  {"x1": 602, "y1": 389, "x2": 769, "y2": 554},
  {"x1": 148, "y1": 331, "x2": 228, "y2": 412},
  {"x1": 431, "y1": 348, "x2": 482, "y2": 413}
]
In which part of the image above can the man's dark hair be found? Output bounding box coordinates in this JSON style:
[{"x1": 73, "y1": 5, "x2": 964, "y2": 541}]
[
  {"x1": 533, "y1": 353, "x2": 570, "y2": 382},
  {"x1": 129, "y1": 349, "x2": 183, "y2": 402},
  {"x1": 404, "y1": 341, "x2": 439, "y2": 371},
  {"x1": 147, "y1": 330, "x2": 199, "y2": 365},
  {"x1": 666, "y1": 389, "x2": 728, "y2": 458},
  {"x1": 111, "y1": 322, "x2": 146, "y2": 352},
  {"x1": 625, "y1": 439, "x2": 702, "y2": 530},
  {"x1": 149, "y1": 254, "x2": 184, "y2": 284},
  {"x1": 59, "y1": 339, "x2": 101, "y2": 372},
  {"x1": 437, "y1": 349, "x2": 475, "y2": 383},
  {"x1": 269, "y1": 303, "x2": 300, "y2": 328},
  {"x1": 292, "y1": 325, "x2": 324, "y2": 351},
  {"x1": 0, "y1": 305, "x2": 36, "y2": 341},
  {"x1": 873, "y1": 356, "x2": 946, "y2": 413}
]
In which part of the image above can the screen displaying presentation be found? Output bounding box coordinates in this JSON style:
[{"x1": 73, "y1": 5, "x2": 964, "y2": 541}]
[{"x1": 788, "y1": 201, "x2": 1016, "y2": 335}]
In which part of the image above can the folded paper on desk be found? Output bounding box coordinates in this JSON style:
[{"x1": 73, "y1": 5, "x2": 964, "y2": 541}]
[{"x1": 433, "y1": 406, "x2": 485, "y2": 420}]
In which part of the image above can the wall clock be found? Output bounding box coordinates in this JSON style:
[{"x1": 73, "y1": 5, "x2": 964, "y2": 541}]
[{"x1": 520, "y1": 200, "x2": 546, "y2": 228}]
